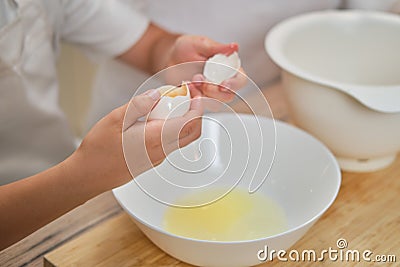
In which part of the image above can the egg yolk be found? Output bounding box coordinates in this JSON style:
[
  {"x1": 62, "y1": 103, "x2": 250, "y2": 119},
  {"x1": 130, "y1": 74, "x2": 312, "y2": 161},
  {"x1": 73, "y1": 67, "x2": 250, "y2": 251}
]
[{"x1": 162, "y1": 84, "x2": 188, "y2": 98}]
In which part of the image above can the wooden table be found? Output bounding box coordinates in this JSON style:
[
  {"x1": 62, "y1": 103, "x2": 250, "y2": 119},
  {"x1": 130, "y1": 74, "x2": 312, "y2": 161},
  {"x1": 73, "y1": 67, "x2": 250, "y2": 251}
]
[
  {"x1": 43, "y1": 158, "x2": 400, "y2": 267},
  {"x1": 1, "y1": 83, "x2": 399, "y2": 266}
]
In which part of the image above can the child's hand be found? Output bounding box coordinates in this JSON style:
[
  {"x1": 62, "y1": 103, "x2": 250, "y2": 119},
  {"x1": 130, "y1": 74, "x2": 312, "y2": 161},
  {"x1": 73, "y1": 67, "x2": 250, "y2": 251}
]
[
  {"x1": 167, "y1": 35, "x2": 247, "y2": 102},
  {"x1": 71, "y1": 87, "x2": 203, "y2": 193},
  {"x1": 123, "y1": 86, "x2": 203, "y2": 179},
  {"x1": 0, "y1": 87, "x2": 203, "y2": 250},
  {"x1": 191, "y1": 67, "x2": 247, "y2": 103}
]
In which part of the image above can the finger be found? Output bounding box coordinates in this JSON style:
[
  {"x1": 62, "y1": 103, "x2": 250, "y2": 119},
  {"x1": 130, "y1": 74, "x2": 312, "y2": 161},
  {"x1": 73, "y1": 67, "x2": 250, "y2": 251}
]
[
  {"x1": 194, "y1": 37, "x2": 238, "y2": 58},
  {"x1": 192, "y1": 74, "x2": 221, "y2": 98},
  {"x1": 218, "y1": 42, "x2": 238, "y2": 56},
  {"x1": 187, "y1": 81, "x2": 203, "y2": 98},
  {"x1": 191, "y1": 74, "x2": 206, "y2": 92},
  {"x1": 187, "y1": 95, "x2": 204, "y2": 115},
  {"x1": 178, "y1": 123, "x2": 202, "y2": 148},
  {"x1": 144, "y1": 95, "x2": 203, "y2": 148},
  {"x1": 178, "y1": 117, "x2": 202, "y2": 140},
  {"x1": 202, "y1": 83, "x2": 236, "y2": 102},
  {"x1": 123, "y1": 89, "x2": 160, "y2": 131},
  {"x1": 143, "y1": 96, "x2": 203, "y2": 165},
  {"x1": 160, "y1": 96, "x2": 203, "y2": 145},
  {"x1": 192, "y1": 73, "x2": 238, "y2": 103},
  {"x1": 164, "y1": 113, "x2": 203, "y2": 154},
  {"x1": 192, "y1": 73, "x2": 205, "y2": 83},
  {"x1": 220, "y1": 67, "x2": 248, "y2": 93},
  {"x1": 143, "y1": 94, "x2": 203, "y2": 147}
]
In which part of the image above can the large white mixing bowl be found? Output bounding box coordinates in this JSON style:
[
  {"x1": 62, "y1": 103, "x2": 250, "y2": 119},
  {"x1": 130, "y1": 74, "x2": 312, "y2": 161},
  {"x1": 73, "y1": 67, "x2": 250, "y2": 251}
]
[{"x1": 266, "y1": 11, "x2": 400, "y2": 172}]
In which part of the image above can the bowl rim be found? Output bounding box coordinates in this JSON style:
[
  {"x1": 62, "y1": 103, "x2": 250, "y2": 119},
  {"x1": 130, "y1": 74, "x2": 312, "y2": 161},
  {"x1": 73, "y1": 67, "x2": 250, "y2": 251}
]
[
  {"x1": 265, "y1": 10, "x2": 400, "y2": 90},
  {"x1": 113, "y1": 113, "x2": 342, "y2": 244}
]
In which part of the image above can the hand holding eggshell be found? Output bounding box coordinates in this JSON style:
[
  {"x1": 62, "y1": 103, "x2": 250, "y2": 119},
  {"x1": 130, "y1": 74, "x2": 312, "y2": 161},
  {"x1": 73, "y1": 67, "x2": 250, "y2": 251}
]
[
  {"x1": 122, "y1": 87, "x2": 203, "y2": 178},
  {"x1": 148, "y1": 83, "x2": 191, "y2": 120},
  {"x1": 192, "y1": 52, "x2": 247, "y2": 103},
  {"x1": 155, "y1": 35, "x2": 246, "y2": 103}
]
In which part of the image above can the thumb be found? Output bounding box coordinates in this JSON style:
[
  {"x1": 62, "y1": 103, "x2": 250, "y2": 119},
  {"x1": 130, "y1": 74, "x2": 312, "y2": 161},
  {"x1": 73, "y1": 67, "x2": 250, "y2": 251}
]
[
  {"x1": 123, "y1": 89, "x2": 160, "y2": 131},
  {"x1": 196, "y1": 38, "x2": 238, "y2": 58},
  {"x1": 213, "y1": 42, "x2": 238, "y2": 56}
]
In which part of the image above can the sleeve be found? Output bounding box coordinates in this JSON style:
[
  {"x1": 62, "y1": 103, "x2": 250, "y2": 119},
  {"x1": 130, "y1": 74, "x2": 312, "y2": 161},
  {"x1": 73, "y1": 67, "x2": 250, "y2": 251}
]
[
  {"x1": 59, "y1": 0, "x2": 150, "y2": 62},
  {"x1": 344, "y1": 0, "x2": 400, "y2": 12}
]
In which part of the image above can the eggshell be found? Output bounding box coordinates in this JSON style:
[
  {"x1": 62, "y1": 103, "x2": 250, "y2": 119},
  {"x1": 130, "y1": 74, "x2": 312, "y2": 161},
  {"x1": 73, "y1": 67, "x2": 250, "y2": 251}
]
[
  {"x1": 148, "y1": 83, "x2": 191, "y2": 120},
  {"x1": 203, "y1": 52, "x2": 241, "y2": 84}
]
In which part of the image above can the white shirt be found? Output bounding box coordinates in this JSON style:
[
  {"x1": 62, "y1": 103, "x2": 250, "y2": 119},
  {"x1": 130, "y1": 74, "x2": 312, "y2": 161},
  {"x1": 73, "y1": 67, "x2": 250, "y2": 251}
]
[
  {"x1": 0, "y1": 0, "x2": 149, "y2": 185},
  {"x1": 86, "y1": 0, "x2": 400, "y2": 128}
]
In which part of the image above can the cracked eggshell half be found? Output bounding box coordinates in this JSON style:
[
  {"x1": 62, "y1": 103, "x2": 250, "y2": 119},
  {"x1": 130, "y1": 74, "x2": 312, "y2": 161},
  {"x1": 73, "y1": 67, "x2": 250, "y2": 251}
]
[
  {"x1": 203, "y1": 52, "x2": 241, "y2": 84},
  {"x1": 148, "y1": 83, "x2": 191, "y2": 120}
]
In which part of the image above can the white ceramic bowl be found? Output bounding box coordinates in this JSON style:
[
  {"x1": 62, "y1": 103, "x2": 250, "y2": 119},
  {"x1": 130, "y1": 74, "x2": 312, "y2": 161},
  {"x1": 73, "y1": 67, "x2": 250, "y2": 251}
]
[
  {"x1": 266, "y1": 10, "x2": 400, "y2": 172},
  {"x1": 114, "y1": 113, "x2": 341, "y2": 267}
]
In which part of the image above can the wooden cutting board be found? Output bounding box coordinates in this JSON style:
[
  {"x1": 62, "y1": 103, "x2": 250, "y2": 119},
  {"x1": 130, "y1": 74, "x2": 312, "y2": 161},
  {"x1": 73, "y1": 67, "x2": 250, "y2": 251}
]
[{"x1": 44, "y1": 156, "x2": 400, "y2": 267}]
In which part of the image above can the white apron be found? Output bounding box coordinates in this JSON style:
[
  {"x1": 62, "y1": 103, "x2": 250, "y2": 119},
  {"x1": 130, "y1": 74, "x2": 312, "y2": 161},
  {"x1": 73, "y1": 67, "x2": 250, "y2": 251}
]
[{"x1": 0, "y1": 0, "x2": 75, "y2": 185}]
